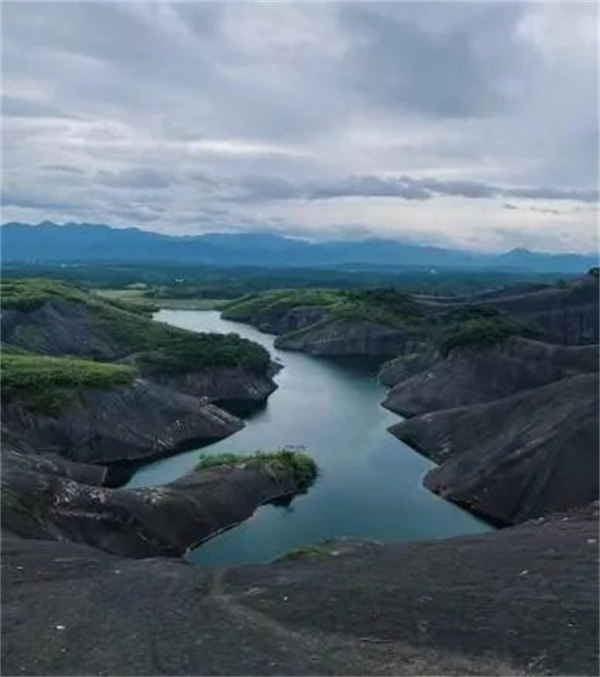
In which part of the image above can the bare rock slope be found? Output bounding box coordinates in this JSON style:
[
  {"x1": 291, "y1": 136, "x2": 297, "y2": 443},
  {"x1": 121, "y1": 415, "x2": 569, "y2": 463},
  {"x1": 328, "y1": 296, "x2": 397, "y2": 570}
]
[{"x1": 2, "y1": 504, "x2": 598, "y2": 676}]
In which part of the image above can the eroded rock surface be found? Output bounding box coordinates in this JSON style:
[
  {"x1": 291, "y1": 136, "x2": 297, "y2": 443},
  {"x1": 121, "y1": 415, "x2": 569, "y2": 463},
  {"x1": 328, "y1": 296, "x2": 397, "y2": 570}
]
[{"x1": 2, "y1": 378, "x2": 243, "y2": 465}]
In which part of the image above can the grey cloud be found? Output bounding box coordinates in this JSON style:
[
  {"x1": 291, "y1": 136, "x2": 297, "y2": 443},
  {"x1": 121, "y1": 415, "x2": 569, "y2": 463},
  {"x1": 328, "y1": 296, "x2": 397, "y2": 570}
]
[
  {"x1": 2, "y1": 95, "x2": 75, "y2": 119},
  {"x1": 504, "y1": 186, "x2": 599, "y2": 203},
  {"x1": 41, "y1": 164, "x2": 86, "y2": 175},
  {"x1": 307, "y1": 176, "x2": 431, "y2": 201},
  {"x1": 1, "y1": 189, "x2": 80, "y2": 212},
  {"x1": 1, "y1": 1, "x2": 597, "y2": 252},
  {"x1": 96, "y1": 168, "x2": 172, "y2": 189},
  {"x1": 340, "y1": 3, "x2": 523, "y2": 118},
  {"x1": 232, "y1": 174, "x2": 598, "y2": 204},
  {"x1": 407, "y1": 177, "x2": 496, "y2": 199}
]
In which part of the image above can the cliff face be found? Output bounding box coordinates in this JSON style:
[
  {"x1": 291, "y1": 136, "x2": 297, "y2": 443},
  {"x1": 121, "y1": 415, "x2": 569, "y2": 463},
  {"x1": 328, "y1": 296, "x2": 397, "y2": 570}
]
[
  {"x1": 383, "y1": 338, "x2": 598, "y2": 416},
  {"x1": 1, "y1": 378, "x2": 243, "y2": 465},
  {"x1": 2, "y1": 505, "x2": 598, "y2": 676},
  {"x1": 1, "y1": 450, "x2": 307, "y2": 558},
  {"x1": 274, "y1": 318, "x2": 425, "y2": 357},
  {"x1": 140, "y1": 364, "x2": 278, "y2": 406},
  {"x1": 253, "y1": 305, "x2": 329, "y2": 334}
]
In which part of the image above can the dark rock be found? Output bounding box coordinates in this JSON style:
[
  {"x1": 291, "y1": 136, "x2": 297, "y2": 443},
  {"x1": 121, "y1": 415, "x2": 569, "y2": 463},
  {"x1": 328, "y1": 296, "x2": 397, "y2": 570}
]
[
  {"x1": 391, "y1": 373, "x2": 599, "y2": 524},
  {"x1": 1, "y1": 451, "x2": 308, "y2": 558},
  {"x1": 140, "y1": 364, "x2": 278, "y2": 407},
  {"x1": 2, "y1": 378, "x2": 243, "y2": 465},
  {"x1": 383, "y1": 338, "x2": 598, "y2": 416},
  {"x1": 274, "y1": 318, "x2": 425, "y2": 357},
  {"x1": 378, "y1": 347, "x2": 438, "y2": 387},
  {"x1": 1, "y1": 299, "x2": 123, "y2": 359},
  {"x1": 2, "y1": 506, "x2": 598, "y2": 675},
  {"x1": 254, "y1": 305, "x2": 329, "y2": 334},
  {"x1": 1, "y1": 448, "x2": 108, "y2": 486}
]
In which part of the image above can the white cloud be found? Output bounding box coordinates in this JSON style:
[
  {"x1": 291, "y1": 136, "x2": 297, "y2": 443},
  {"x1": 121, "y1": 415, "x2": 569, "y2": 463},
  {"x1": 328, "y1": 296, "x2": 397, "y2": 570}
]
[{"x1": 1, "y1": 1, "x2": 598, "y2": 252}]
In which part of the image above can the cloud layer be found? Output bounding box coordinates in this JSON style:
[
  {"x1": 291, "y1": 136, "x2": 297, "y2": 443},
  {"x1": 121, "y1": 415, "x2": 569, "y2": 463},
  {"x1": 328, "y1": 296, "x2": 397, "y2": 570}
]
[{"x1": 2, "y1": 1, "x2": 598, "y2": 252}]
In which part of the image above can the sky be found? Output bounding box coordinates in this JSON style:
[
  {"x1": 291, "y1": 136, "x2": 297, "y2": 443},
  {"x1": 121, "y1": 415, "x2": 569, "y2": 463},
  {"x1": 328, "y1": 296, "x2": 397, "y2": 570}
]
[{"x1": 2, "y1": 0, "x2": 599, "y2": 252}]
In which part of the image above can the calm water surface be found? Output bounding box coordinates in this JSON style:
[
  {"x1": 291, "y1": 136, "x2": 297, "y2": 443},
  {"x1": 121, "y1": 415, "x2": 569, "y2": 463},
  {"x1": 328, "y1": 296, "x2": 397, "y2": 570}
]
[{"x1": 127, "y1": 310, "x2": 491, "y2": 566}]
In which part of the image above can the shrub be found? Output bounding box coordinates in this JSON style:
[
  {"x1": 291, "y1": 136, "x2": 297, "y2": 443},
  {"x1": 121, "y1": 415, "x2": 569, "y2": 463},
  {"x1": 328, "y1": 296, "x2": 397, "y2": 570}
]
[
  {"x1": 438, "y1": 315, "x2": 542, "y2": 356},
  {"x1": 196, "y1": 449, "x2": 318, "y2": 491}
]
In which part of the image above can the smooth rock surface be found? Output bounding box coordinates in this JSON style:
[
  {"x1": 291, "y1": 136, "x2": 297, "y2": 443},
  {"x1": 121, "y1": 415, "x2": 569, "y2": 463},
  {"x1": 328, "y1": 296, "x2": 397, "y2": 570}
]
[
  {"x1": 391, "y1": 373, "x2": 599, "y2": 524},
  {"x1": 2, "y1": 504, "x2": 598, "y2": 676},
  {"x1": 383, "y1": 338, "x2": 598, "y2": 416}
]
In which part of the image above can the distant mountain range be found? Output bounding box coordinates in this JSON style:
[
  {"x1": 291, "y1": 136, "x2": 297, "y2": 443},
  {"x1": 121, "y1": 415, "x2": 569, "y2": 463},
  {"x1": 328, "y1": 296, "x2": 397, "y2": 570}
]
[{"x1": 1, "y1": 221, "x2": 597, "y2": 273}]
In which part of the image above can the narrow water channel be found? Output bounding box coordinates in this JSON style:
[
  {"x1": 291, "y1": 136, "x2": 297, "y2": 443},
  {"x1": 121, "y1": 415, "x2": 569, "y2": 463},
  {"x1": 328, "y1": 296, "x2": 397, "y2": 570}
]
[{"x1": 127, "y1": 310, "x2": 491, "y2": 566}]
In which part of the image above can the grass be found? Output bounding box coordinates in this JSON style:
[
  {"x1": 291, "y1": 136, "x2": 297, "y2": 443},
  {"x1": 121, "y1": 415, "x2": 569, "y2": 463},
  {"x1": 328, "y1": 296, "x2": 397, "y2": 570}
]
[
  {"x1": 1, "y1": 352, "x2": 137, "y2": 413},
  {"x1": 196, "y1": 449, "x2": 318, "y2": 491},
  {"x1": 221, "y1": 289, "x2": 341, "y2": 322},
  {"x1": 1, "y1": 278, "x2": 89, "y2": 310}
]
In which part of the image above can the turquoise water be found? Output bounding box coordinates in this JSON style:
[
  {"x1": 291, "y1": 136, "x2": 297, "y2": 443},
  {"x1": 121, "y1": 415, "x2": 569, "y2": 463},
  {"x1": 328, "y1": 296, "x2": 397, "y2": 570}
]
[{"x1": 127, "y1": 310, "x2": 491, "y2": 566}]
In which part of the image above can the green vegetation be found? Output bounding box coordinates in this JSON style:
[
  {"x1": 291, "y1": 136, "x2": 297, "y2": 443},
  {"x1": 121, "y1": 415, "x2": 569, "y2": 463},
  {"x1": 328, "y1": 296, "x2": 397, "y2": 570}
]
[
  {"x1": 223, "y1": 286, "x2": 425, "y2": 335},
  {"x1": 96, "y1": 289, "x2": 226, "y2": 311},
  {"x1": 196, "y1": 450, "x2": 318, "y2": 491},
  {"x1": 1, "y1": 353, "x2": 136, "y2": 413},
  {"x1": 1, "y1": 278, "x2": 89, "y2": 310},
  {"x1": 3, "y1": 261, "x2": 569, "y2": 297},
  {"x1": 96, "y1": 304, "x2": 271, "y2": 374},
  {"x1": 2, "y1": 278, "x2": 272, "y2": 376},
  {"x1": 438, "y1": 308, "x2": 541, "y2": 356},
  {"x1": 221, "y1": 289, "x2": 340, "y2": 321},
  {"x1": 330, "y1": 287, "x2": 424, "y2": 333}
]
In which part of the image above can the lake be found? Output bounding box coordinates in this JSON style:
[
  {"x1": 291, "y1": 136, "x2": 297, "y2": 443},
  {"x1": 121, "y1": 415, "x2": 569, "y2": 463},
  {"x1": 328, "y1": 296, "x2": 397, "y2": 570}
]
[{"x1": 127, "y1": 309, "x2": 491, "y2": 567}]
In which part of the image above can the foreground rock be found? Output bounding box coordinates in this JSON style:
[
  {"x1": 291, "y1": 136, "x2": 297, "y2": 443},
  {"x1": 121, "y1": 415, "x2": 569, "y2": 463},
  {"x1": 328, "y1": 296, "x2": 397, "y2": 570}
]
[
  {"x1": 1, "y1": 450, "x2": 315, "y2": 558},
  {"x1": 383, "y1": 338, "x2": 598, "y2": 416},
  {"x1": 2, "y1": 378, "x2": 243, "y2": 465},
  {"x1": 2, "y1": 504, "x2": 598, "y2": 676},
  {"x1": 391, "y1": 373, "x2": 599, "y2": 524}
]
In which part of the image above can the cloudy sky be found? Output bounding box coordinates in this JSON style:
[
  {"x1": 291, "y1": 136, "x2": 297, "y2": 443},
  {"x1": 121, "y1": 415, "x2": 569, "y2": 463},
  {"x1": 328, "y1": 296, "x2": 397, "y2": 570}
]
[{"x1": 2, "y1": 1, "x2": 598, "y2": 252}]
